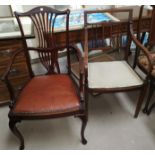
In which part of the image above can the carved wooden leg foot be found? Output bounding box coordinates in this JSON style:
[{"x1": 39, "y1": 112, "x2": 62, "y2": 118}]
[
  {"x1": 79, "y1": 116, "x2": 87, "y2": 145},
  {"x1": 9, "y1": 119, "x2": 24, "y2": 150}
]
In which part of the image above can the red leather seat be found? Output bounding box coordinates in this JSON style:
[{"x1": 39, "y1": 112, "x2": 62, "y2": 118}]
[{"x1": 12, "y1": 75, "x2": 80, "y2": 115}]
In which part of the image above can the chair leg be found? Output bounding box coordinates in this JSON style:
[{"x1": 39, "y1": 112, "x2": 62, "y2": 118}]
[
  {"x1": 147, "y1": 102, "x2": 155, "y2": 115},
  {"x1": 9, "y1": 118, "x2": 24, "y2": 150},
  {"x1": 79, "y1": 116, "x2": 87, "y2": 145},
  {"x1": 143, "y1": 81, "x2": 154, "y2": 114},
  {"x1": 134, "y1": 85, "x2": 147, "y2": 118}
]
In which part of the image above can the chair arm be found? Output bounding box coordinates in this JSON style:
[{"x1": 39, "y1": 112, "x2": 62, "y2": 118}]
[
  {"x1": 2, "y1": 47, "x2": 61, "y2": 79},
  {"x1": 69, "y1": 44, "x2": 84, "y2": 74},
  {"x1": 69, "y1": 45, "x2": 85, "y2": 101},
  {"x1": 1, "y1": 48, "x2": 24, "y2": 81},
  {"x1": 3, "y1": 47, "x2": 61, "y2": 79},
  {"x1": 28, "y1": 46, "x2": 86, "y2": 101},
  {"x1": 27, "y1": 46, "x2": 67, "y2": 53},
  {"x1": 28, "y1": 46, "x2": 84, "y2": 75},
  {"x1": 1, "y1": 48, "x2": 24, "y2": 106},
  {"x1": 129, "y1": 22, "x2": 154, "y2": 77}
]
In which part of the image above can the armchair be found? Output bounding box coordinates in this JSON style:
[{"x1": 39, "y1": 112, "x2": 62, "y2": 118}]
[
  {"x1": 2, "y1": 6, "x2": 87, "y2": 149},
  {"x1": 83, "y1": 9, "x2": 148, "y2": 118},
  {"x1": 135, "y1": 5, "x2": 155, "y2": 115}
]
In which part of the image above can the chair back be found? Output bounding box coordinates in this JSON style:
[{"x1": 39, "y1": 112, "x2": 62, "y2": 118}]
[
  {"x1": 15, "y1": 6, "x2": 70, "y2": 75},
  {"x1": 84, "y1": 9, "x2": 133, "y2": 64}
]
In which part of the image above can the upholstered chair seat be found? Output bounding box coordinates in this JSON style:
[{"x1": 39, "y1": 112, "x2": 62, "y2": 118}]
[
  {"x1": 12, "y1": 75, "x2": 81, "y2": 116},
  {"x1": 88, "y1": 61, "x2": 143, "y2": 89},
  {"x1": 138, "y1": 53, "x2": 155, "y2": 77}
]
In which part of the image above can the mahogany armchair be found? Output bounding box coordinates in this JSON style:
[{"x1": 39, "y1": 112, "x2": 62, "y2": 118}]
[
  {"x1": 82, "y1": 9, "x2": 148, "y2": 118},
  {"x1": 135, "y1": 5, "x2": 155, "y2": 115},
  {"x1": 1, "y1": 6, "x2": 87, "y2": 149}
]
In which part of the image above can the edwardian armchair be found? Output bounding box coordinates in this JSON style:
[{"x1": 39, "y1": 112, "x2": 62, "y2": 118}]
[
  {"x1": 1, "y1": 6, "x2": 87, "y2": 149},
  {"x1": 134, "y1": 5, "x2": 155, "y2": 115},
  {"x1": 82, "y1": 9, "x2": 148, "y2": 118}
]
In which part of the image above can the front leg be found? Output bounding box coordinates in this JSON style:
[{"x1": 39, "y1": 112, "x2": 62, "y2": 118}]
[
  {"x1": 9, "y1": 118, "x2": 24, "y2": 150},
  {"x1": 79, "y1": 115, "x2": 87, "y2": 145}
]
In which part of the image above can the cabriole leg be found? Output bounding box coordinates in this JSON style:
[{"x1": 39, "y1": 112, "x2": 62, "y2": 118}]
[
  {"x1": 9, "y1": 118, "x2": 24, "y2": 150},
  {"x1": 79, "y1": 116, "x2": 87, "y2": 145}
]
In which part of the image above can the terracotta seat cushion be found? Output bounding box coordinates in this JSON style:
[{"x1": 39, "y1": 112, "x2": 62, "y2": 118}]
[
  {"x1": 12, "y1": 75, "x2": 80, "y2": 115},
  {"x1": 138, "y1": 53, "x2": 155, "y2": 77}
]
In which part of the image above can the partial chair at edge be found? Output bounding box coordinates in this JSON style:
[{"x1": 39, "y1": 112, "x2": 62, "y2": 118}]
[{"x1": 134, "y1": 5, "x2": 155, "y2": 115}]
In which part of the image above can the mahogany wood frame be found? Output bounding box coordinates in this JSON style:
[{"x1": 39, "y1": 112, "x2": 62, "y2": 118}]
[
  {"x1": 1, "y1": 6, "x2": 87, "y2": 149},
  {"x1": 135, "y1": 5, "x2": 155, "y2": 115},
  {"x1": 83, "y1": 9, "x2": 149, "y2": 118}
]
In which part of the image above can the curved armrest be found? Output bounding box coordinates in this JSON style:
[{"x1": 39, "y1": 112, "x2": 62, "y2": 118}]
[
  {"x1": 28, "y1": 46, "x2": 86, "y2": 102},
  {"x1": 68, "y1": 44, "x2": 85, "y2": 103},
  {"x1": 1, "y1": 48, "x2": 24, "y2": 81},
  {"x1": 3, "y1": 47, "x2": 61, "y2": 79},
  {"x1": 1, "y1": 48, "x2": 24, "y2": 106},
  {"x1": 27, "y1": 45, "x2": 67, "y2": 53},
  {"x1": 28, "y1": 46, "x2": 84, "y2": 74},
  {"x1": 69, "y1": 44, "x2": 84, "y2": 74},
  {"x1": 129, "y1": 22, "x2": 154, "y2": 76}
]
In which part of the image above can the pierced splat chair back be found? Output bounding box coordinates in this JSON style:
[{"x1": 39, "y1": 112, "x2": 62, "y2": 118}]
[
  {"x1": 14, "y1": 6, "x2": 70, "y2": 75},
  {"x1": 84, "y1": 9, "x2": 133, "y2": 61}
]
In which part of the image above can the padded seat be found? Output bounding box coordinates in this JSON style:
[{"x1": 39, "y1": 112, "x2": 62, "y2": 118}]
[
  {"x1": 88, "y1": 61, "x2": 143, "y2": 89},
  {"x1": 71, "y1": 53, "x2": 114, "y2": 78},
  {"x1": 12, "y1": 75, "x2": 80, "y2": 115},
  {"x1": 138, "y1": 54, "x2": 155, "y2": 77}
]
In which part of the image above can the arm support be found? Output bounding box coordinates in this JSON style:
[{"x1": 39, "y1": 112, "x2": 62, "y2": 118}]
[
  {"x1": 68, "y1": 44, "x2": 85, "y2": 102},
  {"x1": 130, "y1": 22, "x2": 154, "y2": 77},
  {"x1": 1, "y1": 48, "x2": 24, "y2": 107}
]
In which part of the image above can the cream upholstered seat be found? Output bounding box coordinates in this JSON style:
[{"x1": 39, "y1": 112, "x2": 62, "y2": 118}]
[{"x1": 88, "y1": 61, "x2": 143, "y2": 89}]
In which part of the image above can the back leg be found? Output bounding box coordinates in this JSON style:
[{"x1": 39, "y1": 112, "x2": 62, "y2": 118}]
[
  {"x1": 143, "y1": 81, "x2": 154, "y2": 113},
  {"x1": 147, "y1": 102, "x2": 155, "y2": 115},
  {"x1": 134, "y1": 84, "x2": 147, "y2": 118}
]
